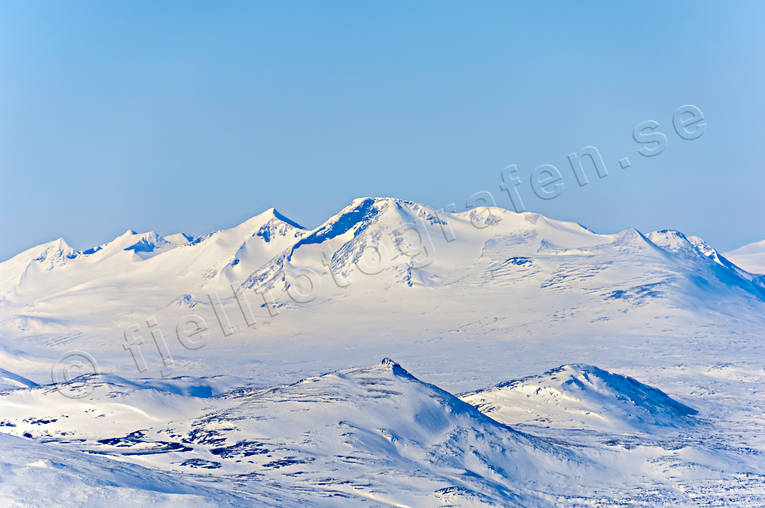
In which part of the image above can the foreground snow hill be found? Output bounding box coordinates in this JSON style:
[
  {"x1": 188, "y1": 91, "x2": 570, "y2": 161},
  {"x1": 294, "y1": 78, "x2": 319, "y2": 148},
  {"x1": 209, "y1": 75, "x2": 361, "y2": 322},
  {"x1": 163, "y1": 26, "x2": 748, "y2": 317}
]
[
  {"x1": 0, "y1": 359, "x2": 762, "y2": 506},
  {"x1": 0, "y1": 359, "x2": 591, "y2": 506}
]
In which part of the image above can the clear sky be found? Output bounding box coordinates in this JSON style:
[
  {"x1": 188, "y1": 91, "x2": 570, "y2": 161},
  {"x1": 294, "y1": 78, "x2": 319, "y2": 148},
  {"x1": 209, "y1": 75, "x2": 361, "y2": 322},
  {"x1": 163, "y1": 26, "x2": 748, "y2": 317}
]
[{"x1": 2, "y1": 1, "x2": 764, "y2": 261}]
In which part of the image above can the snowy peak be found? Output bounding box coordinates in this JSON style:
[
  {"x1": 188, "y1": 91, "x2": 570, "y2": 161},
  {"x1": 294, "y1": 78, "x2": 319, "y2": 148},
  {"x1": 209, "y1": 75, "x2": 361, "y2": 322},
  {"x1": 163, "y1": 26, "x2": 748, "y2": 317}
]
[
  {"x1": 646, "y1": 230, "x2": 752, "y2": 276},
  {"x1": 688, "y1": 235, "x2": 727, "y2": 263},
  {"x1": 288, "y1": 197, "x2": 395, "y2": 255},
  {"x1": 251, "y1": 208, "x2": 305, "y2": 243},
  {"x1": 1, "y1": 237, "x2": 75, "y2": 266},
  {"x1": 71, "y1": 229, "x2": 174, "y2": 261},
  {"x1": 162, "y1": 232, "x2": 197, "y2": 246},
  {"x1": 211, "y1": 208, "x2": 306, "y2": 257},
  {"x1": 122, "y1": 231, "x2": 174, "y2": 259},
  {"x1": 647, "y1": 229, "x2": 695, "y2": 254},
  {"x1": 0, "y1": 238, "x2": 76, "y2": 292},
  {"x1": 203, "y1": 208, "x2": 308, "y2": 282},
  {"x1": 36, "y1": 237, "x2": 74, "y2": 259},
  {"x1": 647, "y1": 229, "x2": 729, "y2": 265},
  {"x1": 461, "y1": 364, "x2": 698, "y2": 433},
  {"x1": 234, "y1": 207, "x2": 304, "y2": 233}
]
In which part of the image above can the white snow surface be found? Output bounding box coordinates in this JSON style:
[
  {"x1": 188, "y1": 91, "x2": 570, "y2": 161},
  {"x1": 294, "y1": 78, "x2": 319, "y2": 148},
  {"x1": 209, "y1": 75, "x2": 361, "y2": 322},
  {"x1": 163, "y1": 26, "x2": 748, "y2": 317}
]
[{"x1": 1, "y1": 197, "x2": 765, "y2": 505}]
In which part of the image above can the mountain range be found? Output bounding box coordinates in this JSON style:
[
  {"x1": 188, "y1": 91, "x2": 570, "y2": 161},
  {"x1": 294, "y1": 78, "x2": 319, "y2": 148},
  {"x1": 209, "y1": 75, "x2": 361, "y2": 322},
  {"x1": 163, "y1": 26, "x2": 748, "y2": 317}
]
[{"x1": 2, "y1": 197, "x2": 763, "y2": 339}]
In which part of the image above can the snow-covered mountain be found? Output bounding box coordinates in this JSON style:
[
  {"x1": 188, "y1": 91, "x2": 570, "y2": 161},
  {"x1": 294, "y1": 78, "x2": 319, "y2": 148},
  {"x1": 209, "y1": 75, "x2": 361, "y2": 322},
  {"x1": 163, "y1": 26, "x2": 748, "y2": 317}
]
[
  {"x1": 2, "y1": 197, "x2": 763, "y2": 340},
  {"x1": 2, "y1": 197, "x2": 765, "y2": 505},
  {"x1": 725, "y1": 239, "x2": 765, "y2": 275}
]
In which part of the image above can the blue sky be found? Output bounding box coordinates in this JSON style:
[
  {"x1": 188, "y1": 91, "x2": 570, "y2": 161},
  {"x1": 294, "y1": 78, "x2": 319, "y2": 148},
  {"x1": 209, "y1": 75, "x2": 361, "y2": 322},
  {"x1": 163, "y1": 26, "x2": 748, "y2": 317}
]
[{"x1": 1, "y1": 1, "x2": 764, "y2": 260}]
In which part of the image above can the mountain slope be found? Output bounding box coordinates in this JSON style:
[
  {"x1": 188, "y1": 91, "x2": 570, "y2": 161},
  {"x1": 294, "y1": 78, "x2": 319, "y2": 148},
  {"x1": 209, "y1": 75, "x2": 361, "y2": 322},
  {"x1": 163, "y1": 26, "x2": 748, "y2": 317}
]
[{"x1": 725, "y1": 239, "x2": 765, "y2": 275}]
